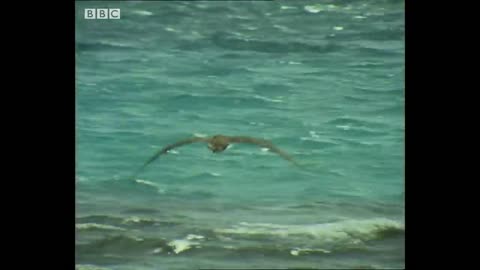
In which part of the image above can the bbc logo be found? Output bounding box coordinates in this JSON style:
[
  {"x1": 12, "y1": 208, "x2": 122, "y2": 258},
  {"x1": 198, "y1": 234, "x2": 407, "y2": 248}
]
[{"x1": 84, "y1": 8, "x2": 120, "y2": 19}]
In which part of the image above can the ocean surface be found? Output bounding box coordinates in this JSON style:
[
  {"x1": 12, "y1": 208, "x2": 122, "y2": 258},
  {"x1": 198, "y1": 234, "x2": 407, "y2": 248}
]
[{"x1": 75, "y1": 1, "x2": 405, "y2": 269}]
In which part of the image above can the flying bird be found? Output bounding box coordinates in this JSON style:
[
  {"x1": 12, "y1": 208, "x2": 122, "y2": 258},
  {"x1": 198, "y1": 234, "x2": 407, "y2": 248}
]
[{"x1": 130, "y1": 134, "x2": 301, "y2": 179}]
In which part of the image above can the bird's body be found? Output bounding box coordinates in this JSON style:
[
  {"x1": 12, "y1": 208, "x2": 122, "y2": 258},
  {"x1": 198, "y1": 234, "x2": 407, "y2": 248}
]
[
  {"x1": 130, "y1": 134, "x2": 301, "y2": 180},
  {"x1": 207, "y1": 135, "x2": 230, "y2": 153}
]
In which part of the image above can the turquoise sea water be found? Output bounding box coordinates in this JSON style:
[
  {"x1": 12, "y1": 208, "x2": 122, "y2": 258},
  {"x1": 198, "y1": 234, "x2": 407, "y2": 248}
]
[{"x1": 75, "y1": 1, "x2": 405, "y2": 269}]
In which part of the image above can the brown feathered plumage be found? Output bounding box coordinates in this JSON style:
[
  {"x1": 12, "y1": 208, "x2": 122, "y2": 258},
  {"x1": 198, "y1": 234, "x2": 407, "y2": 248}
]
[{"x1": 130, "y1": 134, "x2": 301, "y2": 179}]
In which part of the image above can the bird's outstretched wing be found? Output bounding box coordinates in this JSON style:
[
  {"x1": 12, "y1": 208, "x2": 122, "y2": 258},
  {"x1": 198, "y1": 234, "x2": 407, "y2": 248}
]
[
  {"x1": 130, "y1": 137, "x2": 210, "y2": 180},
  {"x1": 227, "y1": 136, "x2": 301, "y2": 167}
]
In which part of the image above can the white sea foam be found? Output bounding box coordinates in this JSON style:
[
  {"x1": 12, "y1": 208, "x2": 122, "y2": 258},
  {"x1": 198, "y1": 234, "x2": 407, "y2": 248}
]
[
  {"x1": 193, "y1": 133, "x2": 208, "y2": 138},
  {"x1": 132, "y1": 10, "x2": 153, "y2": 16},
  {"x1": 121, "y1": 216, "x2": 156, "y2": 224},
  {"x1": 304, "y1": 4, "x2": 339, "y2": 13},
  {"x1": 168, "y1": 239, "x2": 193, "y2": 254},
  {"x1": 354, "y1": 15, "x2": 367, "y2": 19},
  {"x1": 135, "y1": 179, "x2": 157, "y2": 187},
  {"x1": 75, "y1": 223, "x2": 126, "y2": 231},
  {"x1": 186, "y1": 234, "x2": 205, "y2": 240},
  {"x1": 280, "y1": 6, "x2": 297, "y2": 10},
  {"x1": 76, "y1": 265, "x2": 111, "y2": 270},
  {"x1": 168, "y1": 239, "x2": 198, "y2": 254},
  {"x1": 253, "y1": 95, "x2": 283, "y2": 103},
  {"x1": 304, "y1": 5, "x2": 323, "y2": 13},
  {"x1": 168, "y1": 234, "x2": 205, "y2": 254},
  {"x1": 273, "y1": 24, "x2": 297, "y2": 34},
  {"x1": 215, "y1": 218, "x2": 404, "y2": 244},
  {"x1": 152, "y1": 247, "x2": 163, "y2": 254},
  {"x1": 309, "y1": 131, "x2": 320, "y2": 138},
  {"x1": 336, "y1": 125, "x2": 351, "y2": 130},
  {"x1": 244, "y1": 26, "x2": 258, "y2": 31},
  {"x1": 290, "y1": 247, "x2": 331, "y2": 256},
  {"x1": 249, "y1": 121, "x2": 266, "y2": 126},
  {"x1": 97, "y1": 40, "x2": 132, "y2": 48},
  {"x1": 134, "y1": 179, "x2": 166, "y2": 193}
]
